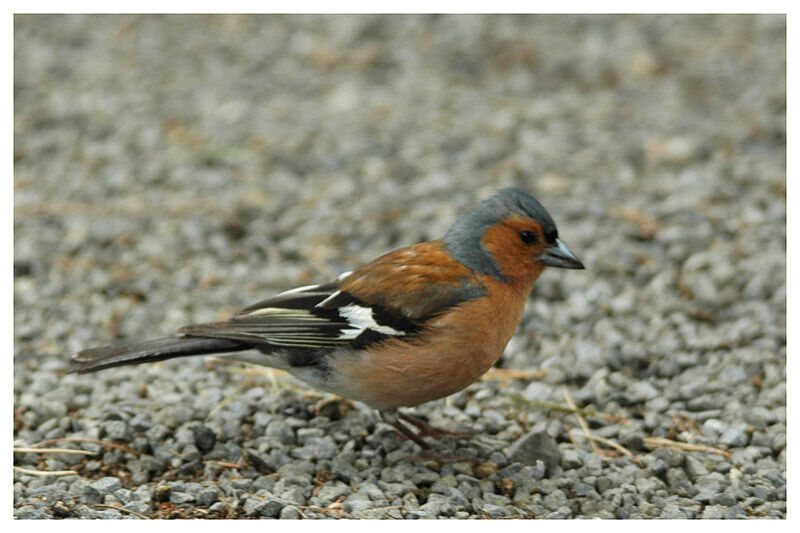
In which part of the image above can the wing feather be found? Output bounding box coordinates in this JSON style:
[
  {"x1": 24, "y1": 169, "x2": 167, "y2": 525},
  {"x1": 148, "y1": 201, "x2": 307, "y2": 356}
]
[
  {"x1": 338, "y1": 240, "x2": 486, "y2": 320},
  {"x1": 179, "y1": 282, "x2": 417, "y2": 350},
  {"x1": 179, "y1": 242, "x2": 485, "y2": 352}
]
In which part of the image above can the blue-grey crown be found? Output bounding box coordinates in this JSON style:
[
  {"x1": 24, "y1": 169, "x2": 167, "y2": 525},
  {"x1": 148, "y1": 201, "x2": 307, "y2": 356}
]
[{"x1": 443, "y1": 188, "x2": 558, "y2": 282}]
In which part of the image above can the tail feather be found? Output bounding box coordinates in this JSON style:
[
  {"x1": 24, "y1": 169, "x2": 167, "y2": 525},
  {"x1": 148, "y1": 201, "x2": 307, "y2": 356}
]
[{"x1": 69, "y1": 336, "x2": 251, "y2": 374}]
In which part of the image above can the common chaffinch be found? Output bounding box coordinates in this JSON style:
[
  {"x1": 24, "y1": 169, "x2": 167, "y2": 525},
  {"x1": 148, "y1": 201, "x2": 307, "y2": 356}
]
[{"x1": 71, "y1": 189, "x2": 584, "y2": 448}]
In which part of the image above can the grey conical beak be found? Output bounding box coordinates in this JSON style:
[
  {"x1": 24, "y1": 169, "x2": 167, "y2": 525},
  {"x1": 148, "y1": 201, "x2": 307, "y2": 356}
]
[{"x1": 538, "y1": 239, "x2": 585, "y2": 269}]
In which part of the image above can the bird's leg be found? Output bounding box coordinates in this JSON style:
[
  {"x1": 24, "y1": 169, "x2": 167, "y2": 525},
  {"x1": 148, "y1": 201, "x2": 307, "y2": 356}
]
[
  {"x1": 381, "y1": 411, "x2": 432, "y2": 450},
  {"x1": 381, "y1": 411, "x2": 480, "y2": 464},
  {"x1": 398, "y1": 412, "x2": 474, "y2": 439}
]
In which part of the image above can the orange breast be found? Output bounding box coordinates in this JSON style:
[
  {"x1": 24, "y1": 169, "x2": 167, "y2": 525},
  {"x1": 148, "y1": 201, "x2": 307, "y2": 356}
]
[{"x1": 329, "y1": 277, "x2": 531, "y2": 409}]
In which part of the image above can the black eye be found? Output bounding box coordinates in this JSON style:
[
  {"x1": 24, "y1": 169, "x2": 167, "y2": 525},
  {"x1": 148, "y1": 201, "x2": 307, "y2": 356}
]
[{"x1": 519, "y1": 230, "x2": 538, "y2": 245}]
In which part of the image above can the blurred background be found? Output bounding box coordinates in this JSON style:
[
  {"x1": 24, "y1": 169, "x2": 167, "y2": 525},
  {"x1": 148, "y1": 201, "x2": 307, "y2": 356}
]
[{"x1": 14, "y1": 15, "x2": 785, "y2": 519}]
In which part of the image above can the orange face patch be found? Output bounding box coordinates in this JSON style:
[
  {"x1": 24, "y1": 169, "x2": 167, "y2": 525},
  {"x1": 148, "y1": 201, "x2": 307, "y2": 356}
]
[{"x1": 480, "y1": 216, "x2": 547, "y2": 291}]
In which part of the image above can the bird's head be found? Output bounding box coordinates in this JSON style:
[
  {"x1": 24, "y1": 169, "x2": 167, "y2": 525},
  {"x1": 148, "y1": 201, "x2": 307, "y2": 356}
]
[{"x1": 443, "y1": 188, "x2": 584, "y2": 289}]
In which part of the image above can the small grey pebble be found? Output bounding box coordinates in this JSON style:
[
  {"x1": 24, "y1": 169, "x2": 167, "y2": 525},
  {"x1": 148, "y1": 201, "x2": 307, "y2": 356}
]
[
  {"x1": 694, "y1": 474, "x2": 726, "y2": 503},
  {"x1": 279, "y1": 505, "x2": 304, "y2": 519},
  {"x1": 506, "y1": 431, "x2": 561, "y2": 474},
  {"x1": 710, "y1": 492, "x2": 737, "y2": 507},
  {"x1": 179, "y1": 460, "x2": 202, "y2": 476},
  {"x1": 244, "y1": 497, "x2": 284, "y2": 518},
  {"x1": 618, "y1": 426, "x2": 646, "y2": 451},
  {"x1": 169, "y1": 491, "x2": 194, "y2": 505},
  {"x1": 208, "y1": 502, "x2": 230, "y2": 514},
  {"x1": 561, "y1": 449, "x2": 583, "y2": 469},
  {"x1": 344, "y1": 493, "x2": 374, "y2": 513},
  {"x1": 751, "y1": 484, "x2": 774, "y2": 501},
  {"x1": 701, "y1": 505, "x2": 728, "y2": 519},
  {"x1": 231, "y1": 478, "x2": 255, "y2": 492},
  {"x1": 666, "y1": 467, "x2": 688, "y2": 487},
  {"x1": 684, "y1": 455, "x2": 709, "y2": 480},
  {"x1": 724, "y1": 503, "x2": 749, "y2": 519},
  {"x1": 720, "y1": 423, "x2": 751, "y2": 447},
  {"x1": 483, "y1": 493, "x2": 511, "y2": 506},
  {"x1": 89, "y1": 477, "x2": 122, "y2": 494},
  {"x1": 81, "y1": 485, "x2": 103, "y2": 504},
  {"x1": 317, "y1": 483, "x2": 351, "y2": 502},
  {"x1": 653, "y1": 447, "x2": 685, "y2": 468},
  {"x1": 296, "y1": 427, "x2": 325, "y2": 443},
  {"x1": 572, "y1": 481, "x2": 595, "y2": 497},
  {"x1": 175, "y1": 426, "x2": 195, "y2": 445},
  {"x1": 529, "y1": 460, "x2": 547, "y2": 480},
  {"x1": 103, "y1": 420, "x2": 130, "y2": 440},
  {"x1": 488, "y1": 451, "x2": 509, "y2": 468},
  {"x1": 480, "y1": 503, "x2": 513, "y2": 518},
  {"x1": 641, "y1": 454, "x2": 668, "y2": 476},
  {"x1": 660, "y1": 502, "x2": 689, "y2": 519},
  {"x1": 635, "y1": 476, "x2": 664, "y2": 498},
  {"x1": 523, "y1": 381, "x2": 553, "y2": 402},
  {"x1": 402, "y1": 493, "x2": 420, "y2": 511},
  {"x1": 16, "y1": 507, "x2": 53, "y2": 519},
  {"x1": 244, "y1": 448, "x2": 273, "y2": 474},
  {"x1": 701, "y1": 418, "x2": 726, "y2": 439},
  {"x1": 290, "y1": 436, "x2": 338, "y2": 460},
  {"x1": 411, "y1": 471, "x2": 440, "y2": 485},
  {"x1": 627, "y1": 380, "x2": 660, "y2": 401},
  {"x1": 546, "y1": 505, "x2": 573, "y2": 519},
  {"x1": 129, "y1": 413, "x2": 152, "y2": 432},
  {"x1": 193, "y1": 425, "x2": 216, "y2": 452},
  {"x1": 112, "y1": 488, "x2": 136, "y2": 505},
  {"x1": 122, "y1": 501, "x2": 150, "y2": 517},
  {"x1": 278, "y1": 487, "x2": 308, "y2": 506},
  {"x1": 543, "y1": 489, "x2": 568, "y2": 511}
]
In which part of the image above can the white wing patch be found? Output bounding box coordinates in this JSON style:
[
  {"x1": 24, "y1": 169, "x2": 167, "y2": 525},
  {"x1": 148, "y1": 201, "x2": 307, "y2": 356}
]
[
  {"x1": 338, "y1": 303, "x2": 407, "y2": 339},
  {"x1": 211, "y1": 275, "x2": 409, "y2": 349}
]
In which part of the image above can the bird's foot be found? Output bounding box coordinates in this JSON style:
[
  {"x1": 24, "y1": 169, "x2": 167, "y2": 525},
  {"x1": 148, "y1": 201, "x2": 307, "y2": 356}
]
[
  {"x1": 381, "y1": 411, "x2": 474, "y2": 453},
  {"x1": 397, "y1": 412, "x2": 474, "y2": 439}
]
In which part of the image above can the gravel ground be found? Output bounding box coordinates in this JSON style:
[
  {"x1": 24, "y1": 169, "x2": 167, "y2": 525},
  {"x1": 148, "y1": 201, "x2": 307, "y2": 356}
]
[{"x1": 14, "y1": 15, "x2": 785, "y2": 519}]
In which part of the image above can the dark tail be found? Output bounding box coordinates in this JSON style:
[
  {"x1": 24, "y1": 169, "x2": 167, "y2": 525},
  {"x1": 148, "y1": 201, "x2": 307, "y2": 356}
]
[{"x1": 69, "y1": 336, "x2": 251, "y2": 374}]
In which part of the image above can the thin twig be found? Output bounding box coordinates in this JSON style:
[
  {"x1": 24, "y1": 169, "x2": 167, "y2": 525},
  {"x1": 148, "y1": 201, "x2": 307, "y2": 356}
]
[
  {"x1": 30, "y1": 437, "x2": 142, "y2": 456},
  {"x1": 297, "y1": 497, "x2": 351, "y2": 518},
  {"x1": 643, "y1": 437, "x2": 732, "y2": 458},
  {"x1": 14, "y1": 447, "x2": 98, "y2": 456},
  {"x1": 571, "y1": 431, "x2": 640, "y2": 464},
  {"x1": 509, "y1": 395, "x2": 631, "y2": 424},
  {"x1": 214, "y1": 461, "x2": 246, "y2": 469},
  {"x1": 90, "y1": 503, "x2": 150, "y2": 520},
  {"x1": 481, "y1": 368, "x2": 548, "y2": 381},
  {"x1": 265, "y1": 367, "x2": 284, "y2": 391},
  {"x1": 566, "y1": 429, "x2": 581, "y2": 449},
  {"x1": 13, "y1": 465, "x2": 78, "y2": 477},
  {"x1": 563, "y1": 389, "x2": 599, "y2": 453}
]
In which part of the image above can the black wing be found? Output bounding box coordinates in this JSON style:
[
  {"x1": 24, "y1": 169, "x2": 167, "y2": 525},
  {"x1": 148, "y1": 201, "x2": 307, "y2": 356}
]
[{"x1": 179, "y1": 280, "x2": 419, "y2": 350}]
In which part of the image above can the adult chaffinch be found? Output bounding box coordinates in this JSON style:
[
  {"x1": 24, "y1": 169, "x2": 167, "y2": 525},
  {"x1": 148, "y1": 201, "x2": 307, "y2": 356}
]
[{"x1": 71, "y1": 188, "x2": 584, "y2": 448}]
